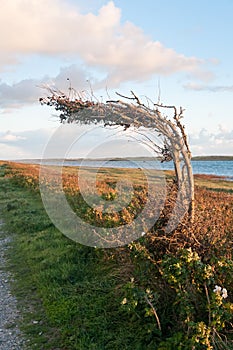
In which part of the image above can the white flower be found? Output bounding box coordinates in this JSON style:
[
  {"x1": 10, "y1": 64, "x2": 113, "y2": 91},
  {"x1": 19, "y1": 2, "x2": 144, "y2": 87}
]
[
  {"x1": 213, "y1": 285, "x2": 228, "y2": 299},
  {"x1": 222, "y1": 288, "x2": 228, "y2": 299},
  {"x1": 32, "y1": 320, "x2": 39, "y2": 324},
  {"x1": 141, "y1": 231, "x2": 146, "y2": 236},
  {"x1": 121, "y1": 297, "x2": 127, "y2": 305},
  {"x1": 213, "y1": 285, "x2": 222, "y2": 294}
]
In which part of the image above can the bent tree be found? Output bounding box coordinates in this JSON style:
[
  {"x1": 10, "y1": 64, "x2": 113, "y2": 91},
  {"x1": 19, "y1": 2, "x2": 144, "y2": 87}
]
[{"x1": 40, "y1": 86, "x2": 195, "y2": 233}]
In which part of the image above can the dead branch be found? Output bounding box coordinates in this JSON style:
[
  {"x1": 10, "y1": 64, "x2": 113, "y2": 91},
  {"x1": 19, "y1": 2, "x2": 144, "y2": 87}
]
[
  {"x1": 39, "y1": 84, "x2": 195, "y2": 221},
  {"x1": 144, "y1": 295, "x2": 162, "y2": 331}
]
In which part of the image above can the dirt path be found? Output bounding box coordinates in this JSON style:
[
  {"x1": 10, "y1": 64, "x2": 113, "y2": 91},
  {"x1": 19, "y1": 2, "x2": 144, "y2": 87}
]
[{"x1": 0, "y1": 220, "x2": 25, "y2": 349}]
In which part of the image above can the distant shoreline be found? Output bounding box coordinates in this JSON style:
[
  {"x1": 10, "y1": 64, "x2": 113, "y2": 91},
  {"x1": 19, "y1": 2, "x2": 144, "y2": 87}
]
[
  {"x1": 191, "y1": 156, "x2": 233, "y2": 161},
  {"x1": 6, "y1": 155, "x2": 233, "y2": 163}
]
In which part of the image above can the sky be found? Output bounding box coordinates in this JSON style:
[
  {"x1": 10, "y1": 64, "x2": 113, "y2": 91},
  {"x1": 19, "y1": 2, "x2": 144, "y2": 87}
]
[{"x1": 0, "y1": 0, "x2": 232, "y2": 159}]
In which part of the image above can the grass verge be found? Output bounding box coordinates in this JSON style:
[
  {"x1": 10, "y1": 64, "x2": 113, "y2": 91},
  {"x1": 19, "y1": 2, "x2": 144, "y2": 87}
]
[{"x1": 0, "y1": 164, "x2": 148, "y2": 349}]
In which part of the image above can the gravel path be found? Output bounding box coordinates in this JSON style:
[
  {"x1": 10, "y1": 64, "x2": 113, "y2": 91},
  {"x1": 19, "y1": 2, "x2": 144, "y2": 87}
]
[{"x1": 0, "y1": 219, "x2": 25, "y2": 349}]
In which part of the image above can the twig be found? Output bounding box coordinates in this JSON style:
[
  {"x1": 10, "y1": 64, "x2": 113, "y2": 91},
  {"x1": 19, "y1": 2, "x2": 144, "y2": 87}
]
[
  {"x1": 130, "y1": 90, "x2": 141, "y2": 105},
  {"x1": 115, "y1": 91, "x2": 135, "y2": 100},
  {"x1": 204, "y1": 282, "x2": 211, "y2": 326},
  {"x1": 144, "y1": 295, "x2": 162, "y2": 331},
  {"x1": 157, "y1": 78, "x2": 161, "y2": 104}
]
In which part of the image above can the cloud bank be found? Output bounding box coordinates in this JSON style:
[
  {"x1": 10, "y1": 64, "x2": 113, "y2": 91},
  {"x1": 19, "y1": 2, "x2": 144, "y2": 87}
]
[
  {"x1": 0, "y1": 0, "x2": 209, "y2": 86},
  {"x1": 0, "y1": 125, "x2": 232, "y2": 160},
  {"x1": 189, "y1": 127, "x2": 233, "y2": 156},
  {"x1": 0, "y1": 65, "x2": 89, "y2": 110}
]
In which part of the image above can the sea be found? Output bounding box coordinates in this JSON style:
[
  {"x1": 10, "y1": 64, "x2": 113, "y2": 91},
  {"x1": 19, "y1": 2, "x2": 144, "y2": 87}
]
[{"x1": 19, "y1": 159, "x2": 233, "y2": 180}]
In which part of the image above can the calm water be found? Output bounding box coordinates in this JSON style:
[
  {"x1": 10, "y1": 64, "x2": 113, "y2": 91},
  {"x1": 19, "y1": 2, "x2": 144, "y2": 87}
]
[{"x1": 36, "y1": 159, "x2": 233, "y2": 179}]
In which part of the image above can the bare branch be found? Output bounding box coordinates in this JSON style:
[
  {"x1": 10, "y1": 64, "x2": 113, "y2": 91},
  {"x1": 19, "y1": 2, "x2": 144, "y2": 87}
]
[
  {"x1": 39, "y1": 84, "x2": 195, "y2": 220},
  {"x1": 115, "y1": 91, "x2": 135, "y2": 100},
  {"x1": 154, "y1": 102, "x2": 178, "y2": 117},
  {"x1": 130, "y1": 90, "x2": 141, "y2": 105},
  {"x1": 144, "y1": 295, "x2": 161, "y2": 331}
]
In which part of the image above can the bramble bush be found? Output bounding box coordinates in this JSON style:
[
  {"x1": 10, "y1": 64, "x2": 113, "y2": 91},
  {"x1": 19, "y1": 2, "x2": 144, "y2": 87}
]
[{"x1": 121, "y1": 246, "x2": 233, "y2": 349}]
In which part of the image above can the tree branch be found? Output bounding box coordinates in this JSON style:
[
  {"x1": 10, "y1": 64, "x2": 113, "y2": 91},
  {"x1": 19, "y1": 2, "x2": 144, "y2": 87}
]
[{"x1": 144, "y1": 295, "x2": 162, "y2": 331}]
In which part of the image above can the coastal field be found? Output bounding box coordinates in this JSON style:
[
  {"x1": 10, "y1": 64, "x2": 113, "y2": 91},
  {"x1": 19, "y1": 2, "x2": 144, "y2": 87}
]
[{"x1": 0, "y1": 161, "x2": 232, "y2": 349}]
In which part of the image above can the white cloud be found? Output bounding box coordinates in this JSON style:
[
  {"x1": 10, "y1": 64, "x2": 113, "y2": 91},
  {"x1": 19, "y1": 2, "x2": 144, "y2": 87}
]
[
  {"x1": 0, "y1": 0, "x2": 211, "y2": 85},
  {"x1": 0, "y1": 65, "x2": 89, "y2": 110},
  {"x1": 0, "y1": 79, "x2": 39, "y2": 109},
  {"x1": 189, "y1": 127, "x2": 233, "y2": 156},
  {"x1": 0, "y1": 129, "x2": 54, "y2": 159},
  {"x1": 0, "y1": 125, "x2": 164, "y2": 160},
  {"x1": 0, "y1": 131, "x2": 26, "y2": 142},
  {"x1": 184, "y1": 82, "x2": 233, "y2": 92},
  {"x1": 0, "y1": 143, "x2": 32, "y2": 160},
  {"x1": 0, "y1": 124, "x2": 232, "y2": 161}
]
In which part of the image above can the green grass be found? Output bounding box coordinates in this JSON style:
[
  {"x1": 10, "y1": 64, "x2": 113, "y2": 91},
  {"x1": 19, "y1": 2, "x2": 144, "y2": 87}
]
[{"x1": 0, "y1": 165, "x2": 154, "y2": 349}]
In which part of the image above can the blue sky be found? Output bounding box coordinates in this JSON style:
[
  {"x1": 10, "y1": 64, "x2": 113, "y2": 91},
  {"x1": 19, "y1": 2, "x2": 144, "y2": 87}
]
[{"x1": 0, "y1": 0, "x2": 232, "y2": 159}]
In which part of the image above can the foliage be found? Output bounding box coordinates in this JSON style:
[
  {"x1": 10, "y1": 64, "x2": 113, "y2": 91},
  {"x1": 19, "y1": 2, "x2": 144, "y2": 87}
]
[
  {"x1": 160, "y1": 249, "x2": 233, "y2": 349},
  {"x1": 119, "y1": 241, "x2": 233, "y2": 349}
]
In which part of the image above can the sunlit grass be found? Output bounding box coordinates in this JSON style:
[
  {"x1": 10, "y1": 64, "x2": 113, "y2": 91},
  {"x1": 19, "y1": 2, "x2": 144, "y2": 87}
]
[{"x1": 194, "y1": 173, "x2": 233, "y2": 192}]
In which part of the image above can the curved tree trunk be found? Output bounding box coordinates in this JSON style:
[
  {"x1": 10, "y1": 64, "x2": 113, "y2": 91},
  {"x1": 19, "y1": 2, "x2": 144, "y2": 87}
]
[{"x1": 40, "y1": 87, "x2": 195, "y2": 229}]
